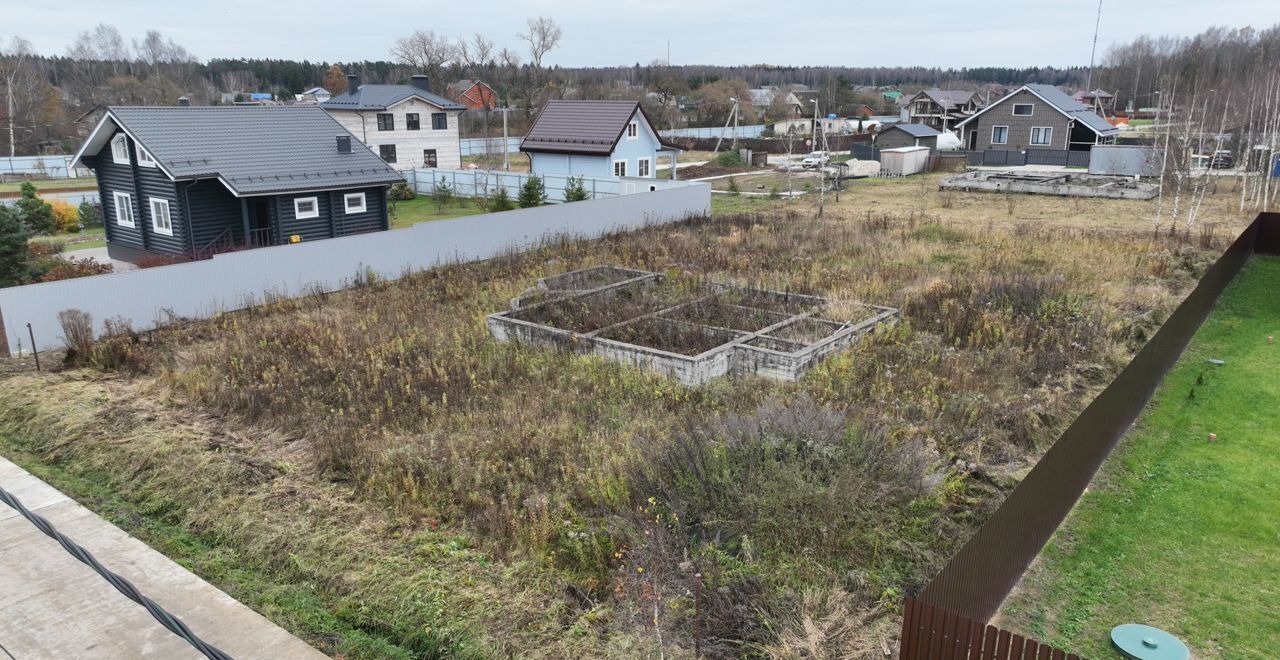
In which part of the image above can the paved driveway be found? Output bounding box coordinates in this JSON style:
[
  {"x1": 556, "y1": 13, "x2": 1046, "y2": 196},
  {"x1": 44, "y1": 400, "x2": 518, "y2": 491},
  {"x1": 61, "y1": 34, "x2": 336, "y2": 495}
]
[{"x1": 63, "y1": 246, "x2": 137, "y2": 272}]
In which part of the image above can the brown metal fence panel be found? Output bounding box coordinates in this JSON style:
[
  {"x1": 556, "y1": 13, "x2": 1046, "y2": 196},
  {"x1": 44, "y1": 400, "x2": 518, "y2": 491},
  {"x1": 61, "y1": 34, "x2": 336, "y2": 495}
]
[
  {"x1": 901, "y1": 598, "x2": 1076, "y2": 660},
  {"x1": 901, "y1": 215, "x2": 1280, "y2": 659},
  {"x1": 917, "y1": 213, "x2": 1276, "y2": 622}
]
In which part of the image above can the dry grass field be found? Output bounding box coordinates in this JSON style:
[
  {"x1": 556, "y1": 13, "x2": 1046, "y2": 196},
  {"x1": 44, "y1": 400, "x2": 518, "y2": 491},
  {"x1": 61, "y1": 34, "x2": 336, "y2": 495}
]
[{"x1": 0, "y1": 173, "x2": 1260, "y2": 659}]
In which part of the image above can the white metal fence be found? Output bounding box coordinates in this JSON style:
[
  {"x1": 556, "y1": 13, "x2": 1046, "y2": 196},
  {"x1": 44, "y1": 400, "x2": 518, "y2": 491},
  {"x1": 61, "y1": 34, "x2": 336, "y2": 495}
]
[
  {"x1": 410, "y1": 169, "x2": 690, "y2": 202},
  {"x1": 659, "y1": 125, "x2": 768, "y2": 139},
  {"x1": 0, "y1": 155, "x2": 93, "y2": 180},
  {"x1": 0, "y1": 183, "x2": 712, "y2": 353},
  {"x1": 459, "y1": 137, "x2": 522, "y2": 156}
]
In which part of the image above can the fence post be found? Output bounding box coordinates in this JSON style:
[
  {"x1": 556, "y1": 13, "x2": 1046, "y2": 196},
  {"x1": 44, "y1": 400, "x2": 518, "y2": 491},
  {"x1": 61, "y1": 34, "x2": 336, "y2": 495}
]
[
  {"x1": 26, "y1": 323, "x2": 39, "y2": 371},
  {"x1": 0, "y1": 304, "x2": 9, "y2": 358}
]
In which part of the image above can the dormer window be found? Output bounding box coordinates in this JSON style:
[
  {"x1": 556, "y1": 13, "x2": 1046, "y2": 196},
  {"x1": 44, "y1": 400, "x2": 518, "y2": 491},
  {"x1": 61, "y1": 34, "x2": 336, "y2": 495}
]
[
  {"x1": 111, "y1": 134, "x2": 130, "y2": 164},
  {"x1": 136, "y1": 144, "x2": 157, "y2": 168}
]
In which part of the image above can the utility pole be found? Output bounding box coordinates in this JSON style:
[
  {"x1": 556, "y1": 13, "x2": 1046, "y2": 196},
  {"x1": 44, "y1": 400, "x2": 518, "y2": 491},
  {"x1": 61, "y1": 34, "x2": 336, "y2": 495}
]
[
  {"x1": 712, "y1": 97, "x2": 739, "y2": 154},
  {"x1": 731, "y1": 100, "x2": 740, "y2": 151},
  {"x1": 813, "y1": 99, "x2": 825, "y2": 218},
  {"x1": 500, "y1": 106, "x2": 511, "y2": 171}
]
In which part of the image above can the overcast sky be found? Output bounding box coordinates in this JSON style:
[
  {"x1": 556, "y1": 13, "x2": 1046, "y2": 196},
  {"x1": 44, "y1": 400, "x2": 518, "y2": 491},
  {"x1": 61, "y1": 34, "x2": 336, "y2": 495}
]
[{"x1": 8, "y1": 0, "x2": 1280, "y2": 69}]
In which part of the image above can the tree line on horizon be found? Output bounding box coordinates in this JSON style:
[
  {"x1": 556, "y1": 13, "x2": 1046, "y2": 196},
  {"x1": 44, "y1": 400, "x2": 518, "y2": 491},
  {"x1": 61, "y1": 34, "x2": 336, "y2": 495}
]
[{"x1": 1, "y1": 21, "x2": 1278, "y2": 157}]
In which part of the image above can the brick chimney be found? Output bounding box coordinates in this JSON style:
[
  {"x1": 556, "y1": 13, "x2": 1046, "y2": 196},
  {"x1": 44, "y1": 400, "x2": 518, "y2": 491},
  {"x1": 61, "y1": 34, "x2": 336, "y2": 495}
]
[
  {"x1": 410, "y1": 75, "x2": 430, "y2": 93},
  {"x1": 177, "y1": 96, "x2": 190, "y2": 107},
  {"x1": 336, "y1": 135, "x2": 352, "y2": 153},
  {"x1": 346, "y1": 74, "x2": 360, "y2": 94}
]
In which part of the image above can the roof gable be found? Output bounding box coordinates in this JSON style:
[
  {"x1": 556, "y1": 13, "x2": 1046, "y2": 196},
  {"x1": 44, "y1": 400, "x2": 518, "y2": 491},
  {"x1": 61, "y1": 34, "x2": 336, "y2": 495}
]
[
  {"x1": 520, "y1": 100, "x2": 681, "y2": 155},
  {"x1": 74, "y1": 106, "x2": 402, "y2": 196},
  {"x1": 954, "y1": 84, "x2": 1118, "y2": 137},
  {"x1": 909, "y1": 90, "x2": 975, "y2": 109}
]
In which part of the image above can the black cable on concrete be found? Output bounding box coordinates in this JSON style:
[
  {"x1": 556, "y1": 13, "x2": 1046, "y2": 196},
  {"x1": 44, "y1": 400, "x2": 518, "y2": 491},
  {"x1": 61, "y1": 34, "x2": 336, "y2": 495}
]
[{"x1": 0, "y1": 485, "x2": 233, "y2": 660}]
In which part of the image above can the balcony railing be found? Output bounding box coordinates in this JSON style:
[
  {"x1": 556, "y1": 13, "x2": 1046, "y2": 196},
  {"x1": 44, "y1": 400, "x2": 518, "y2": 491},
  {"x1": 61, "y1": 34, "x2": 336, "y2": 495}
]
[{"x1": 248, "y1": 227, "x2": 273, "y2": 247}]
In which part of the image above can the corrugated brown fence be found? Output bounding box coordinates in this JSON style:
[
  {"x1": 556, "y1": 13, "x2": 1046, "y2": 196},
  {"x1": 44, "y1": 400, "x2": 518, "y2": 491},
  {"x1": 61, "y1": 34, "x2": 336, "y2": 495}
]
[
  {"x1": 900, "y1": 598, "x2": 1078, "y2": 660},
  {"x1": 901, "y1": 212, "x2": 1280, "y2": 655}
]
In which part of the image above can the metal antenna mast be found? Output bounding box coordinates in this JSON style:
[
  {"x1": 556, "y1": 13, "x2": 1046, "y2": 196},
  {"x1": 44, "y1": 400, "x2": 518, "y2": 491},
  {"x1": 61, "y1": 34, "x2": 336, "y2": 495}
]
[{"x1": 1086, "y1": 0, "x2": 1103, "y2": 91}]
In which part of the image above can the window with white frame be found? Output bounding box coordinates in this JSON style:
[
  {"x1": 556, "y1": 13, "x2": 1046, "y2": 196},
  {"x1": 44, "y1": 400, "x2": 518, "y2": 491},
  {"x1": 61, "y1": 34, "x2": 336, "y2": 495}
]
[
  {"x1": 294, "y1": 197, "x2": 319, "y2": 219},
  {"x1": 1012, "y1": 103, "x2": 1034, "y2": 116},
  {"x1": 149, "y1": 198, "x2": 173, "y2": 235},
  {"x1": 637, "y1": 158, "x2": 651, "y2": 177},
  {"x1": 627, "y1": 121, "x2": 638, "y2": 139},
  {"x1": 136, "y1": 144, "x2": 157, "y2": 168},
  {"x1": 112, "y1": 191, "x2": 135, "y2": 228},
  {"x1": 991, "y1": 126, "x2": 1009, "y2": 145},
  {"x1": 1030, "y1": 127, "x2": 1053, "y2": 146},
  {"x1": 344, "y1": 192, "x2": 367, "y2": 214},
  {"x1": 111, "y1": 134, "x2": 130, "y2": 164},
  {"x1": 613, "y1": 160, "x2": 627, "y2": 177}
]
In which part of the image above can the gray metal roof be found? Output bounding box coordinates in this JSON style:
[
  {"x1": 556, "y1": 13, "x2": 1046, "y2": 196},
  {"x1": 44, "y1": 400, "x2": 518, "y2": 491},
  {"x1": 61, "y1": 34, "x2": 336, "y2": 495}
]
[
  {"x1": 890, "y1": 123, "x2": 943, "y2": 137},
  {"x1": 520, "y1": 100, "x2": 681, "y2": 155},
  {"x1": 100, "y1": 106, "x2": 402, "y2": 196},
  {"x1": 1023, "y1": 84, "x2": 1118, "y2": 136},
  {"x1": 321, "y1": 84, "x2": 463, "y2": 111},
  {"x1": 953, "y1": 84, "x2": 1119, "y2": 137},
  {"x1": 918, "y1": 90, "x2": 975, "y2": 109}
]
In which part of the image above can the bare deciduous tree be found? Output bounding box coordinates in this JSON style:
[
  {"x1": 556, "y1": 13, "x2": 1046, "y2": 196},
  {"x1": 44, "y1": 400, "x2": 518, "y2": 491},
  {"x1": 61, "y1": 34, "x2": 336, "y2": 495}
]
[
  {"x1": 1, "y1": 37, "x2": 51, "y2": 157},
  {"x1": 458, "y1": 34, "x2": 494, "y2": 72},
  {"x1": 390, "y1": 30, "x2": 456, "y2": 93},
  {"x1": 518, "y1": 16, "x2": 562, "y2": 69}
]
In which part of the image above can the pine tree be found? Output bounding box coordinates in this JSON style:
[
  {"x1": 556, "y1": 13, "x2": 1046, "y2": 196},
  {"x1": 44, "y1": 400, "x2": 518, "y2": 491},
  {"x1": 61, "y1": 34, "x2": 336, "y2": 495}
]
[
  {"x1": 16, "y1": 182, "x2": 55, "y2": 235},
  {"x1": 0, "y1": 205, "x2": 31, "y2": 288},
  {"x1": 563, "y1": 175, "x2": 589, "y2": 202},
  {"x1": 488, "y1": 187, "x2": 515, "y2": 212},
  {"x1": 77, "y1": 200, "x2": 103, "y2": 228},
  {"x1": 518, "y1": 175, "x2": 547, "y2": 208}
]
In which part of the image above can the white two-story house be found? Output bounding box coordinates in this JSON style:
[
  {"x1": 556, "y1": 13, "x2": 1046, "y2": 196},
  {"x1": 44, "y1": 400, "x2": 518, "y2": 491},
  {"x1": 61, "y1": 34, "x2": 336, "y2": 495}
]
[{"x1": 322, "y1": 74, "x2": 464, "y2": 171}]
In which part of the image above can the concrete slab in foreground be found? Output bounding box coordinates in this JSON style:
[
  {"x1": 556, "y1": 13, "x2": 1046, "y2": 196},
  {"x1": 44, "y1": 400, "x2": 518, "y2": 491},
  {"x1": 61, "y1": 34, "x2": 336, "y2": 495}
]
[{"x1": 0, "y1": 457, "x2": 328, "y2": 659}]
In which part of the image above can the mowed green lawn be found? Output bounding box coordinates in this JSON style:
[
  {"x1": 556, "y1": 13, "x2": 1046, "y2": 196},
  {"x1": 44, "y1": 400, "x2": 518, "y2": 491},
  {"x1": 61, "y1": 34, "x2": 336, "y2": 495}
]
[
  {"x1": 29, "y1": 227, "x2": 107, "y2": 252},
  {"x1": 0, "y1": 177, "x2": 98, "y2": 194},
  {"x1": 1000, "y1": 256, "x2": 1280, "y2": 658},
  {"x1": 387, "y1": 196, "x2": 487, "y2": 229}
]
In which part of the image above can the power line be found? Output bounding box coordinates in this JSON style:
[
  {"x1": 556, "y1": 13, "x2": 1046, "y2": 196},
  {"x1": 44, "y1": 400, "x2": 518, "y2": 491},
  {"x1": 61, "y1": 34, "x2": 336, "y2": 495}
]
[{"x1": 0, "y1": 485, "x2": 233, "y2": 660}]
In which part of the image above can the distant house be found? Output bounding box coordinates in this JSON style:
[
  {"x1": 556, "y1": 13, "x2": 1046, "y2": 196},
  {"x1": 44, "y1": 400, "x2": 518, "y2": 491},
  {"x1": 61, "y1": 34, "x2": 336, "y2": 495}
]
[
  {"x1": 1073, "y1": 89, "x2": 1115, "y2": 116},
  {"x1": 322, "y1": 74, "x2": 464, "y2": 171},
  {"x1": 882, "y1": 90, "x2": 903, "y2": 104},
  {"x1": 70, "y1": 106, "x2": 402, "y2": 262},
  {"x1": 73, "y1": 105, "x2": 107, "y2": 138},
  {"x1": 904, "y1": 90, "x2": 980, "y2": 132},
  {"x1": 851, "y1": 104, "x2": 877, "y2": 119},
  {"x1": 876, "y1": 123, "x2": 942, "y2": 150},
  {"x1": 748, "y1": 86, "x2": 779, "y2": 108},
  {"x1": 446, "y1": 79, "x2": 499, "y2": 111},
  {"x1": 520, "y1": 100, "x2": 683, "y2": 181},
  {"x1": 955, "y1": 84, "x2": 1120, "y2": 152},
  {"x1": 299, "y1": 87, "x2": 331, "y2": 103},
  {"x1": 787, "y1": 90, "x2": 819, "y2": 118}
]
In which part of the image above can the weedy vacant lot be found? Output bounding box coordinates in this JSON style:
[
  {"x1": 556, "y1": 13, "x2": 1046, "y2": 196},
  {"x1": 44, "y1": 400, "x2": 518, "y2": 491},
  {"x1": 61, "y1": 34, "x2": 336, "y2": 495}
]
[
  {"x1": 998, "y1": 256, "x2": 1280, "y2": 658},
  {"x1": 0, "y1": 175, "x2": 1258, "y2": 658}
]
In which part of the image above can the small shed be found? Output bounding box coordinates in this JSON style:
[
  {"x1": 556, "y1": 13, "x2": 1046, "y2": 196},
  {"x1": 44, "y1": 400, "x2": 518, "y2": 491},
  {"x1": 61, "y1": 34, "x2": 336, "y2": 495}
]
[
  {"x1": 876, "y1": 123, "x2": 942, "y2": 151},
  {"x1": 879, "y1": 146, "x2": 931, "y2": 177}
]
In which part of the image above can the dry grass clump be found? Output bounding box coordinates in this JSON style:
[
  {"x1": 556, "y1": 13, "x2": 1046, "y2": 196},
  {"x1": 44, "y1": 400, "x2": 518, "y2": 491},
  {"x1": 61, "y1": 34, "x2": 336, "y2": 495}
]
[{"x1": 12, "y1": 178, "x2": 1256, "y2": 657}]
